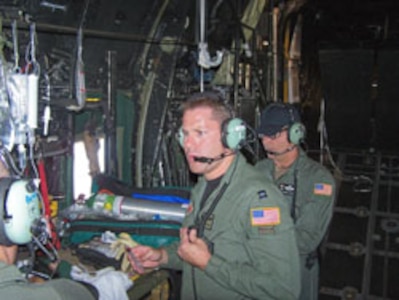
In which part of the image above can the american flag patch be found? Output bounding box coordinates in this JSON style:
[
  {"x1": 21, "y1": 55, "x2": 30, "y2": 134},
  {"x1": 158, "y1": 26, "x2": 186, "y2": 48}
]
[
  {"x1": 314, "y1": 183, "x2": 332, "y2": 196},
  {"x1": 250, "y1": 207, "x2": 280, "y2": 226}
]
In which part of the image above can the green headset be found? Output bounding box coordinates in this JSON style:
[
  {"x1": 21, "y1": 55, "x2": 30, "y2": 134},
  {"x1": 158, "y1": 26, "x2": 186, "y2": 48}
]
[
  {"x1": 0, "y1": 178, "x2": 42, "y2": 246},
  {"x1": 266, "y1": 103, "x2": 305, "y2": 145},
  {"x1": 220, "y1": 117, "x2": 247, "y2": 150},
  {"x1": 287, "y1": 104, "x2": 306, "y2": 145}
]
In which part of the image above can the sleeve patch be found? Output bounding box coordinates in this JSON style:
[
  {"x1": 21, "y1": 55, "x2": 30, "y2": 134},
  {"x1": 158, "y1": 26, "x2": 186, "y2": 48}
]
[
  {"x1": 257, "y1": 190, "x2": 268, "y2": 199},
  {"x1": 314, "y1": 183, "x2": 333, "y2": 196},
  {"x1": 186, "y1": 203, "x2": 194, "y2": 215},
  {"x1": 250, "y1": 207, "x2": 280, "y2": 226}
]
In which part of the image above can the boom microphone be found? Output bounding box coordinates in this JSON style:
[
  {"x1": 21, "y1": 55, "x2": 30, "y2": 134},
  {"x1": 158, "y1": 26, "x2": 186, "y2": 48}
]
[
  {"x1": 193, "y1": 153, "x2": 226, "y2": 164},
  {"x1": 266, "y1": 145, "x2": 296, "y2": 156}
]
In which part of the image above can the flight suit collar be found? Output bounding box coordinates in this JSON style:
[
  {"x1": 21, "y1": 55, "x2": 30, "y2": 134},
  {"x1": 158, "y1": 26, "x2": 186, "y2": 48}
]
[
  {"x1": 195, "y1": 153, "x2": 242, "y2": 211},
  {"x1": 197, "y1": 153, "x2": 242, "y2": 189},
  {"x1": 272, "y1": 148, "x2": 304, "y2": 179}
]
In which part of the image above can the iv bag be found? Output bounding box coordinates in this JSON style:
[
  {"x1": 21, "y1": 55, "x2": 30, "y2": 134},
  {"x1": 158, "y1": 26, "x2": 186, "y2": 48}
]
[
  {"x1": 7, "y1": 73, "x2": 29, "y2": 125},
  {"x1": 7, "y1": 73, "x2": 29, "y2": 145}
]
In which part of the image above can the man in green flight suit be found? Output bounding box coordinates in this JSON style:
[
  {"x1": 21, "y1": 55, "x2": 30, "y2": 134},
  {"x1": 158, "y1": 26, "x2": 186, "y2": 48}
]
[
  {"x1": 0, "y1": 158, "x2": 98, "y2": 299},
  {"x1": 130, "y1": 91, "x2": 301, "y2": 299},
  {"x1": 256, "y1": 102, "x2": 336, "y2": 300}
]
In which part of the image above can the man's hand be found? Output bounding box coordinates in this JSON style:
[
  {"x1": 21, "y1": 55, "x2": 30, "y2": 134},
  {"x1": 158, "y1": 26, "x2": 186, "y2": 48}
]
[
  {"x1": 177, "y1": 227, "x2": 211, "y2": 270},
  {"x1": 129, "y1": 246, "x2": 167, "y2": 274},
  {"x1": 110, "y1": 233, "x2": 139, "y2": 272}
]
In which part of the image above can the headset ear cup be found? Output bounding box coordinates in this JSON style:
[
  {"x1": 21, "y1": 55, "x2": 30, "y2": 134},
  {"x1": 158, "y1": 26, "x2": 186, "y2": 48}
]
[
  {"x1": 221, "y1": 118, "x2": 246, "y2": 150},
  {"x1": 177, "y1": 127, "x2": 184, "y2": 147},
  {"x1": 5, "y1": 180, "x2": 41, "y2": 245},
  {"x1": 289, "y1": 122, "x2": 306, "y2": 145}
]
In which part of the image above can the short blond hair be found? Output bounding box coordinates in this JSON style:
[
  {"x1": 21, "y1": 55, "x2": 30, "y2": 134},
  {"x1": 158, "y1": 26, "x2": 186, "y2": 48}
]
[{"x1": 181, "y1": 91, "x2": 234, "y2": 125}]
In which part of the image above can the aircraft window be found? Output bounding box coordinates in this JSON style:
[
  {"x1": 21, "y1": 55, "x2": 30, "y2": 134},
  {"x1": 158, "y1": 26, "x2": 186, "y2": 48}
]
[{"x1": 73, "y1": 138, "x2": 105, "y2": 200}]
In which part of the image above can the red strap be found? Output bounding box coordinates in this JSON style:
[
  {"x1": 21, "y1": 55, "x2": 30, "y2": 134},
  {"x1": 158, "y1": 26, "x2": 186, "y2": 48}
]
[
  {"x1": 37, "y1": 159, "x2": 60, "y2": 249},
  {"x1": 38, "y1": 159, "x2": 51, "y2": 217}
]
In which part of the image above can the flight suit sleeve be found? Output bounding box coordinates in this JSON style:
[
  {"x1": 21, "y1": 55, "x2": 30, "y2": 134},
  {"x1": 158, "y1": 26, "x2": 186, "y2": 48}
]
[
  {"x1": 204, "y1": 186, "x2": 301, "y2": 299},
  {"x1": 255, "y1": 160, "x2": 275, "y2": 182},
  {"x1": 164, "y1": 241, "x2": 183, "y2": 270},
  {"x1": 0, "y1": 279, "x2": 98, "y2": 300},
  {"x1": 294, "y1": 169, "x2": 336, "y2": 254},
  {"x1": 254, "y1": 160, "x2": 265, "y2": 171}
]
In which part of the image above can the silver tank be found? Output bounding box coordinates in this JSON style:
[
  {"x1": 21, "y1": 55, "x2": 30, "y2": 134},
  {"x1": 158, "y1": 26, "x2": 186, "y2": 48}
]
[{"x1": 93, "y1": 194, "x2": 187, "y2": 222}]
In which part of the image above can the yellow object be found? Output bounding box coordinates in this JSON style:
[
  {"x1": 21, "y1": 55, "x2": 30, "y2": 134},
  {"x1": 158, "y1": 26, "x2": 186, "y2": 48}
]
[
  {"x1": 86, "y1": 97, "x2": 101, "y2": 102},
  {"x1": 104, "y1": 202, "x2": 113, "y2": 211},
  {"x1": 144, "y1": 279, "x2": 170, "y2": 300},
  {"x1": 49, "y1": 198, "x2": 58, "y2": 218},
  {"x1": 130, "y1": 274, "x2": 140, "y2": 281},
  {"x1": 110, "y1": 232, "x2": 139, "y2": 272}
]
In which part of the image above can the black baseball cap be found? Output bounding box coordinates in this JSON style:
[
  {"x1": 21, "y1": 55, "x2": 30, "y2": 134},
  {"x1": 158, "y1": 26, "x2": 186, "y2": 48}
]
[{"x1": 257, "y1": 103, "x2": 301, "y2": 136}]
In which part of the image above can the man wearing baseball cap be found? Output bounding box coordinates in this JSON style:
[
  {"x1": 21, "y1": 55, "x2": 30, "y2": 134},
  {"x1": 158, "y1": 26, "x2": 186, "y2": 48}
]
[{"x1": 256, "y1": 102, "x2": 336, "y2": 300}]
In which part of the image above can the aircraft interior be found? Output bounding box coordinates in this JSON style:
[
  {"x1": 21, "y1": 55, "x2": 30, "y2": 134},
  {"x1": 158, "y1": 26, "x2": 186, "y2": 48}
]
[{"x1": 0, "y1": 0, "x2": 398, "y2": 299}]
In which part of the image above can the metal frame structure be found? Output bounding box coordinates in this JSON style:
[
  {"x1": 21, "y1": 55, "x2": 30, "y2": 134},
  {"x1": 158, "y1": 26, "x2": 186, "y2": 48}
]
[{"x1": 319, "y1": 150, "x2": 399, "y2": 300}]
